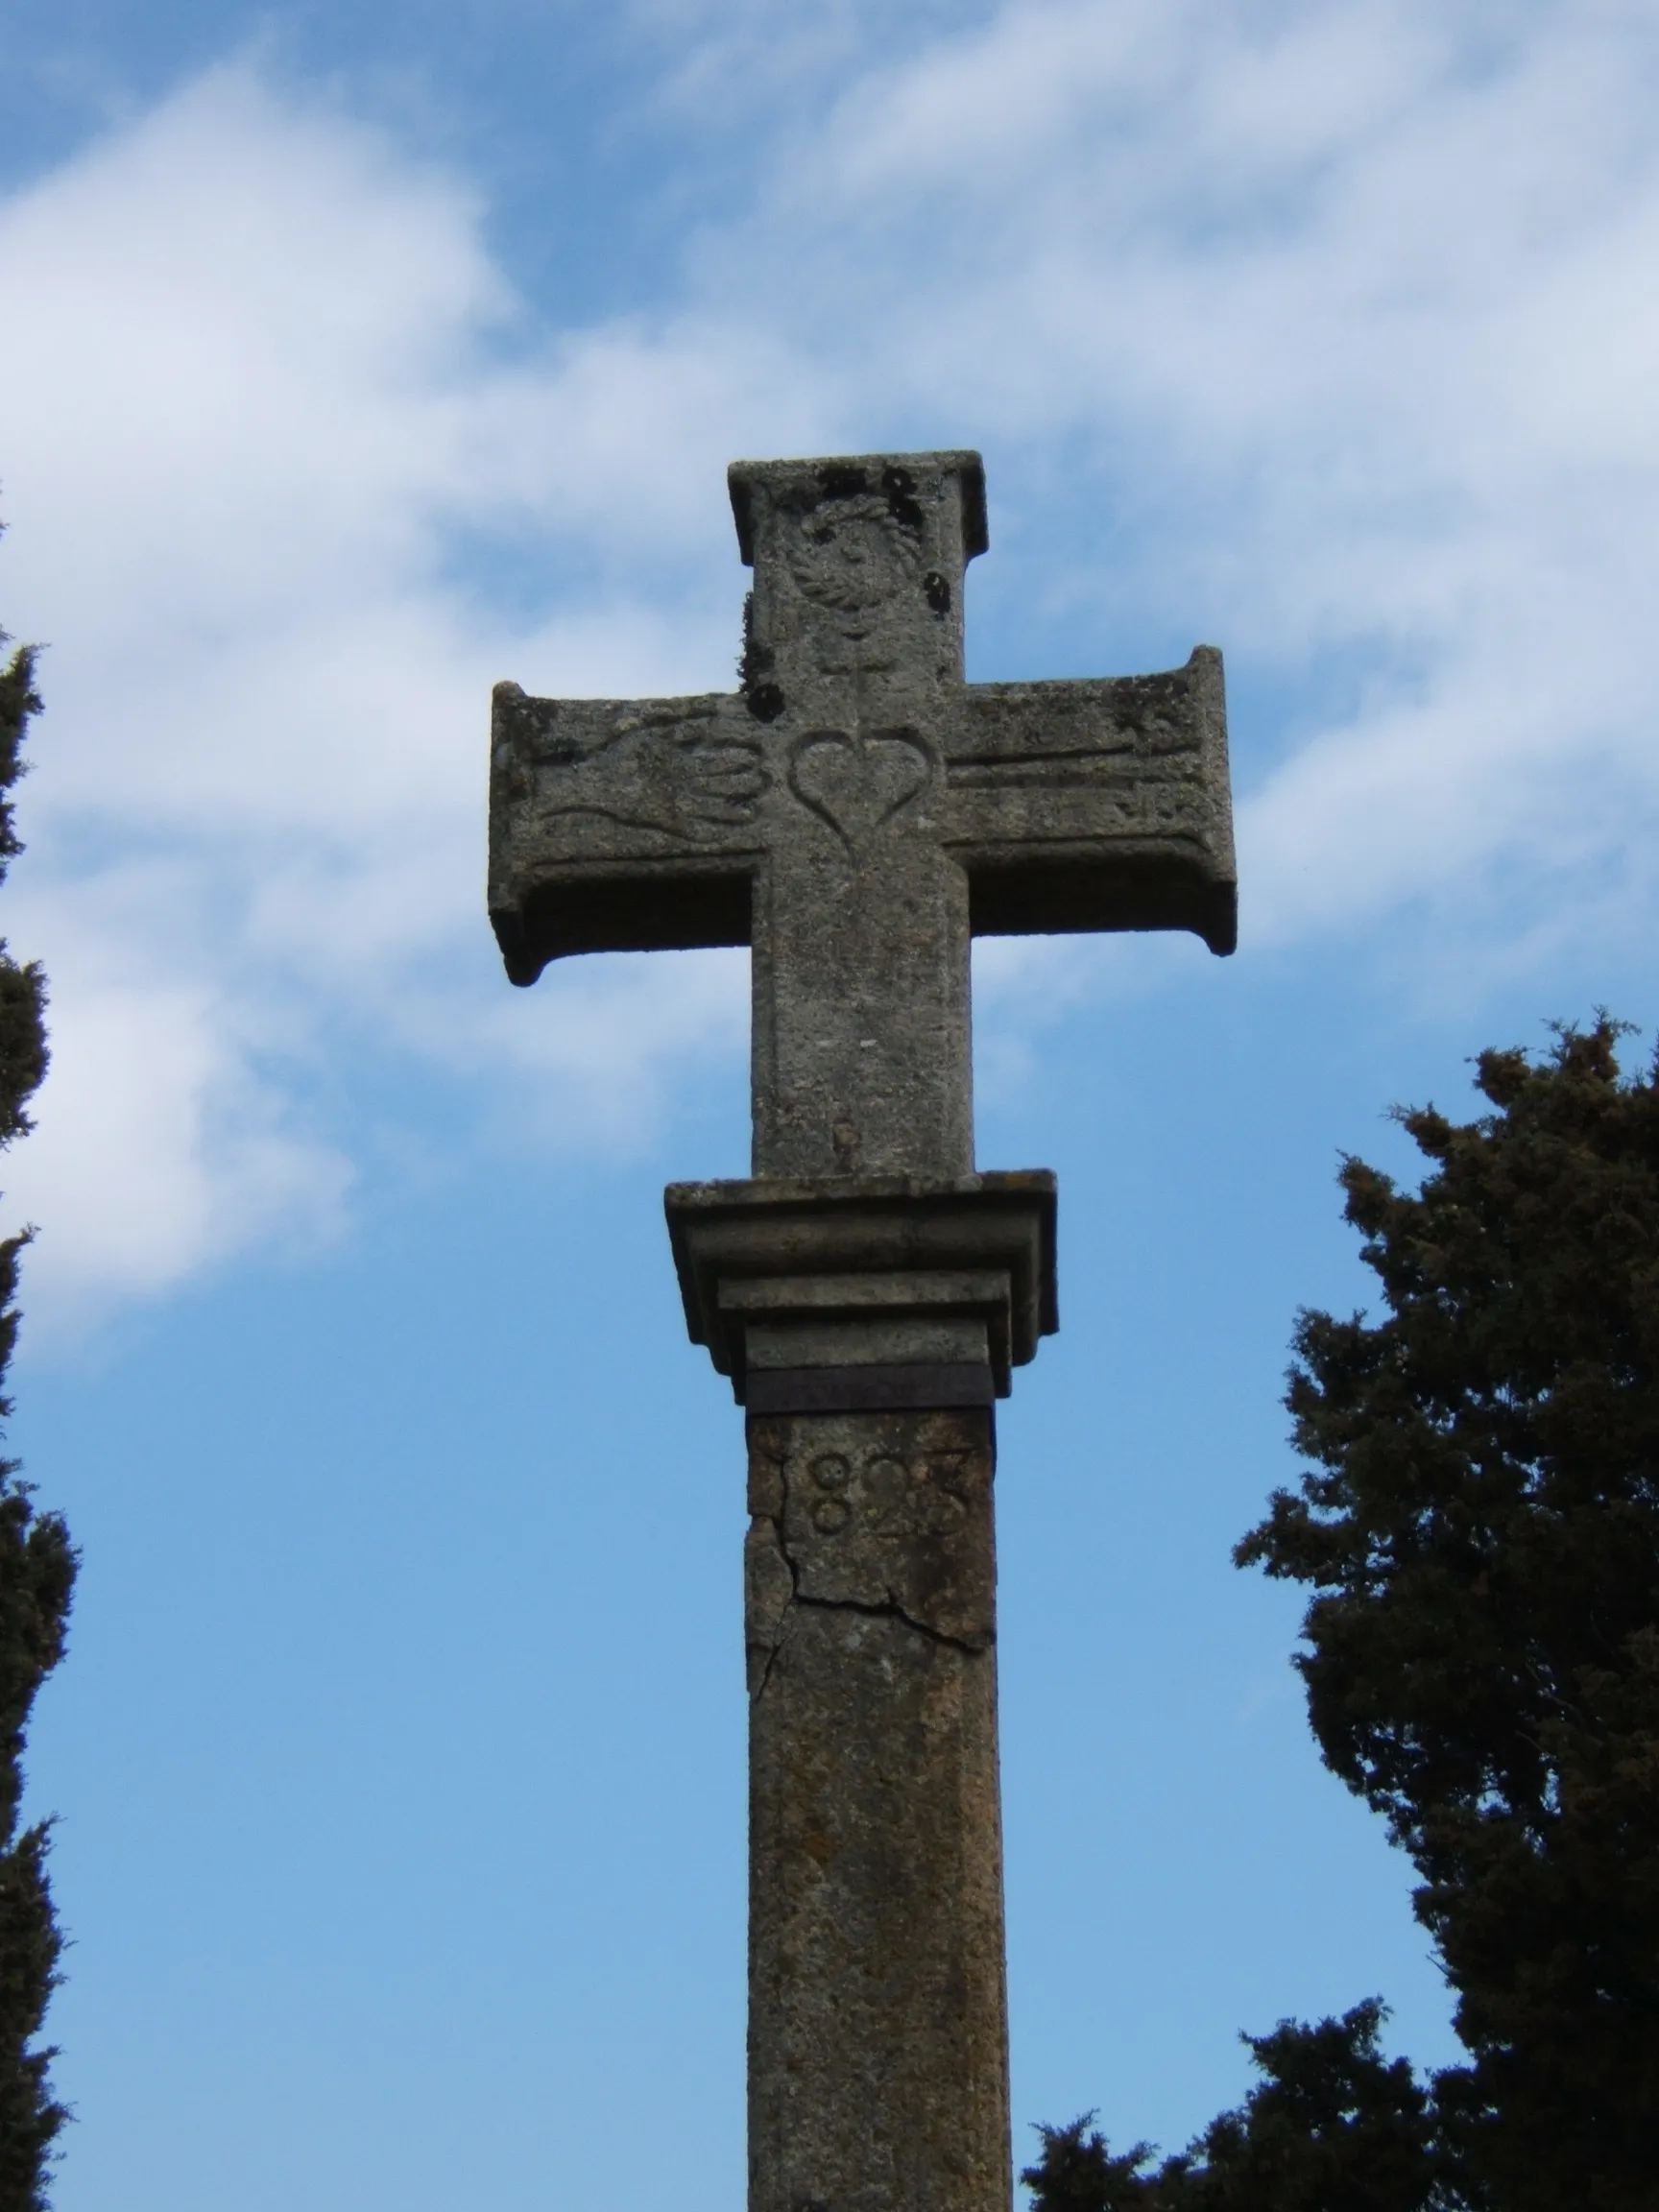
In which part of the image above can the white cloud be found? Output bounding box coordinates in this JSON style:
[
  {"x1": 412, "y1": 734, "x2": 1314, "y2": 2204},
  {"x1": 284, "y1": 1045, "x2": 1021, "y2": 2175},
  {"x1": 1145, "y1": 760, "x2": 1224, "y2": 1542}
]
[
  {"x1": 3, "y1": 6, "x2": 1658, "y2": 1315},
  {"x1": 8, "y1": 888, "x2": 352, "y2": 1316},
  {"x1": 0, "y1": 67, "x2": 789, "y2": 1320},
  {"x1": 696, "y1": 0, "x2": 1659, "y2": 943}
]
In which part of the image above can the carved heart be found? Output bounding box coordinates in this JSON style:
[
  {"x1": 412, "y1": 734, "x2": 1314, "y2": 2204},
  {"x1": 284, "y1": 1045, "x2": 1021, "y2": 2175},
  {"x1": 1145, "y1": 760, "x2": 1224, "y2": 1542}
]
[{"x1": 788, "y1": 730, "x2": 932, "y2": 850}]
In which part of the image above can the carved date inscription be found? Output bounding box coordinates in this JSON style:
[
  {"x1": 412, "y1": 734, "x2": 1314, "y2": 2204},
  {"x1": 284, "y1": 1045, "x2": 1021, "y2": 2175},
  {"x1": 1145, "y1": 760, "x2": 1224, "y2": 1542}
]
[
  {"x1": 748, "y1": 1408, "x2": 997, "y2": 1650},
  {"x1": 798, "y1": 1446, "x2": 972, "y2": 1541}
]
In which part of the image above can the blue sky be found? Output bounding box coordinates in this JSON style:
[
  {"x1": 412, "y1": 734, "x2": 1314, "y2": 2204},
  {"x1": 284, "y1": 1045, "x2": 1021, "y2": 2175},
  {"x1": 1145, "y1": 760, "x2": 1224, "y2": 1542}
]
[{"x1": 3, "y1": 2, "x2": 1658, "y2": 2205}]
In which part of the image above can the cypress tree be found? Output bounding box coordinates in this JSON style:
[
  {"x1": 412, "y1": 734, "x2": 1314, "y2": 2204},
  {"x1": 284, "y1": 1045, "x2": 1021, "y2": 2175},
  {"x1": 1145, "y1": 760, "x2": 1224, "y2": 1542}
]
[
  {"x1": 1030, "y1": 1021, "x2": 1659, "y2": 2210},
  {"x1": 0, "y1": 601, "x2": 74, "y2": 2209},
  {"x1": 1022, "y1": 2002, "x2": 1451, "y2": 2210},
  {"x1": 1241, "y1": 1020, "x2": 1659, "y2": 2208}
]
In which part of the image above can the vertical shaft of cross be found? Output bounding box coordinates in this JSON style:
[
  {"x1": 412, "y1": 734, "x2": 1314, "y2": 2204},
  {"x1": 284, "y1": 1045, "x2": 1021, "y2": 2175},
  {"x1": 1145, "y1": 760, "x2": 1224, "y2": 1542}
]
[
  {"x1": 724, "y1": 462, "x2": 1016, "y2": 2208},
  {"x1": 746, "y1": 1405, "x2": 1008, "y2": 2212},
  {"x1": 751, "y1": 829, "x2": 974, "y2": 1179},
  {"x1": 733, "y1": 454, "x2": 981, "y2": 1183}
]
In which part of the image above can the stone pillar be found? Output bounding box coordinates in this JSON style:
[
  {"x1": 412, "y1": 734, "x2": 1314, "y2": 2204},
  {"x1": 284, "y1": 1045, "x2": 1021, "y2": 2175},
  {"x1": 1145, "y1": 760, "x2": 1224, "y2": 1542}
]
[
  {"x1": 745, "y1": 1403, "x2": 1007, "y2": 2212},
  {"x1": 666, "y1": 1176, "x2": 1057, "y2": 2212}
]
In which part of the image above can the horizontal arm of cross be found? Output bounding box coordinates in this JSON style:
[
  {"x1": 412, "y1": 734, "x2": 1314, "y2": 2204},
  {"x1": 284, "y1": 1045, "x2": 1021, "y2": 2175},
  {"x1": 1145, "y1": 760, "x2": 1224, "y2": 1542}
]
[
  {"x1": 489, "y1": 683, "x2": 768, "y2": 984},
  {"x1": 491, "y1": 643, "x2": 1237, "y2": 987},
  {"x1": 942, "y1": 646, "x2": 1236, "y2": 954}
]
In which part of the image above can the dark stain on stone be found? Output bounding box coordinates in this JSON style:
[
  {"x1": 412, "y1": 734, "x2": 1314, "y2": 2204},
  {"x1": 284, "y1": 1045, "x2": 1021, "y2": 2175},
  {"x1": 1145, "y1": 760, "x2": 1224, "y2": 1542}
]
[
  {"x1": 740, "y1": 589, "x2": 786, "y2": 722},
  {"x1": 923, "y1": 570, "x2": 951, "y2": 615},
  {"x1": 881, "y1": 464, "x2": 925, "y2": 535},
  {"x1": 817, "y1": 462, "x2": 870, "y2": 501}
]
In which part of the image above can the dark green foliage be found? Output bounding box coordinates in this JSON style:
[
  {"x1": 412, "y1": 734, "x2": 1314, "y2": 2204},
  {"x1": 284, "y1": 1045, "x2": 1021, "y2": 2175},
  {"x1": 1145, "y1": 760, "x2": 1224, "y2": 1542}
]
[
  {"x1": 1023, "y1": 2004, "x2": 1451, "y2": 2212},
  {"x1": 0, "y1": 644, "x2": 37, "y2": 875},
  {"x1": 1167, "y1": 2001, "x2": 1452, "y2": 2211},
  {"x1": 1022, "y1": 2114, "x2": 1163, "y2": 2210},
  {"x1": 0, "y1": 645, "x2": 44, "y2": 1153},
  {"x1": 0, "y1": 1789, "x2": 67, "y2": 2206},
  {"x1": 0, "y1": 607, "x2": 72, "y2": 2208},
  {"x1": 1238, "y1": 1020, "x2": 1659, "y2": 2209},
  {"x1": 1038, "y1": 1022, "x2": 1659, "y2": 2211},
  {"x1": 0, "y1": 968, "x2": 47, "y2": 1162}
]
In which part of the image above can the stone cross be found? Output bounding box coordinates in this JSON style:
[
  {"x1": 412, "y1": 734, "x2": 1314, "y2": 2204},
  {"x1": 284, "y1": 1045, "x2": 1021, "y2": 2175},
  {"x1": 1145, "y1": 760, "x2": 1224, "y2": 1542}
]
[
  {"x1": 489, "y1": 452, "x2": 1236, "y2": 2212},
  {"x1": 490, "y1": 450, "x2": 1234, "y2": 1183}
]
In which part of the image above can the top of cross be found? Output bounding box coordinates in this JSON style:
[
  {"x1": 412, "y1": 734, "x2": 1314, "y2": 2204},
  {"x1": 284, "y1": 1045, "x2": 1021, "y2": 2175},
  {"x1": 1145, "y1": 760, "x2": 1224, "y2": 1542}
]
[{"x1": 489, "y1": 450, "x2": 1236, "y2": 1181}]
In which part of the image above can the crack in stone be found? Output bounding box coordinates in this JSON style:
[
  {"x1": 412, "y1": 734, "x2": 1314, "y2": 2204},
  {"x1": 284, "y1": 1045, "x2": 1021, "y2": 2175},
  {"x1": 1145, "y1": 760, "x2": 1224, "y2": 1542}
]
[
  {"x1": 749, "y1": 1513, "x2": 798, "y2": 1702},
  {"x1": 790, "y1": 1585, "x2": 990, "y2": 1657},
  {"x1": 776, "y1": 1507, "x2": 990, "y2": 1656},
  {"x1": 753, "y1": 1520, "x2": 989, "y2": 1693}
]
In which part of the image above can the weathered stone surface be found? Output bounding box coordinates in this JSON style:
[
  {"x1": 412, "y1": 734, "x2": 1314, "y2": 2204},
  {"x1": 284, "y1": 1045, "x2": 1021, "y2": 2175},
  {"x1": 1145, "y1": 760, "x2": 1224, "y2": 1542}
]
[
  {"x1": 490, "y1": 449, "x2": 1236, "y2": 1183},
  {"x1": 487, "y1": 453, "x2": 1238, "y2": 2212},
  {"x1": 746, "y1": 1406, "x2": 1009, "y2": 2212},
  {"x1": 665, "y1": 1172, "x2": 1057, "y2": 1399}
]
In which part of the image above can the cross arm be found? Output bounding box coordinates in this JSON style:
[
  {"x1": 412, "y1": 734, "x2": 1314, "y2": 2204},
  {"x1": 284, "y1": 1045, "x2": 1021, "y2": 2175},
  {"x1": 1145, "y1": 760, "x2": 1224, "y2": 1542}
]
[
  {"x1": 941, "y1": 645, "x2": 1237, "y2": 954},
  {"x1": 489, "y1": 682, "x2": 768, "y2": 986}
]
